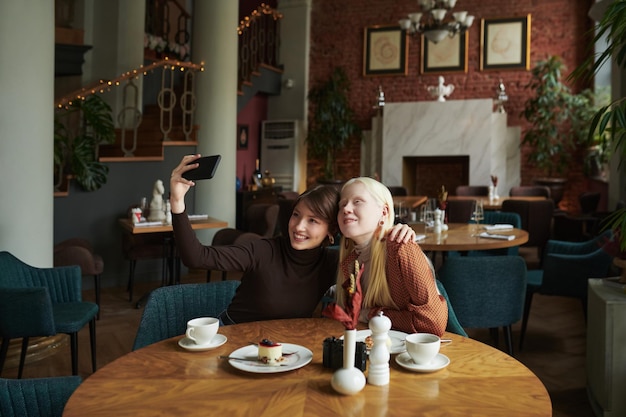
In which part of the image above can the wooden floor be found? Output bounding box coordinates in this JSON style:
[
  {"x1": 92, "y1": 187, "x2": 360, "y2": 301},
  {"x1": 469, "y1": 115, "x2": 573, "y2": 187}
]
[{"x1": 3, "y1": 270, "x2": 594, "y2": 417}]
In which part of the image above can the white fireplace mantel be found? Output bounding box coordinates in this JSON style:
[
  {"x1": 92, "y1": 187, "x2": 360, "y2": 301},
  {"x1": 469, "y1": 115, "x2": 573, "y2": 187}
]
[{"x1": 362, "y1": 99, "x2": 520, "y2": 196}]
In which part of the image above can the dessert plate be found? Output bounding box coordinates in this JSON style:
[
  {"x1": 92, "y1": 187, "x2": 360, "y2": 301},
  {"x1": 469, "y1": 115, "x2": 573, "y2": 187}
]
[
  {"x1": 344, "y1": 329, "x2": 409, "y2": 354},
  {"x1": 227, "y1": 343, "x2": 312, "y2": 374},
  {"x1": 395, "y1": 352, "x2": 450, "y2": 373},
  {"x1": 178, "y1": 334, "x2": 227, "y2": 351}
]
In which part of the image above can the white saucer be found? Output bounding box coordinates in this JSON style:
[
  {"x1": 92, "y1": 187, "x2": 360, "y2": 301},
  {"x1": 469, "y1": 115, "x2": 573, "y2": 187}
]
[
  {"x1": 178, "y1": 334, "x2": 227, "y2": 351},
  {"x1": 395, "y1": 352, "x2": 450, "y2": 373}
]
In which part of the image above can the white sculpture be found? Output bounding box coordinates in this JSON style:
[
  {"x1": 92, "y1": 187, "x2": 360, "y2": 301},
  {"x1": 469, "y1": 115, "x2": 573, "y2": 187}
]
[
  {"x1": 148, "y1": 179, "x2": 166, "y2": 223},
  {"x1": 427, "y1": 76, "x2": 455, "y2": 102}
]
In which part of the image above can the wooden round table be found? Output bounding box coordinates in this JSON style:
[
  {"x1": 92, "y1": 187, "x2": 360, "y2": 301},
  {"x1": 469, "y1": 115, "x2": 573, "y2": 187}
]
[
  {"x1": 63, "y1": 318, "x2": 551, "y2": 417},
  {"x1": 411, "y1": 223, "x2": 529, "y2": 252}
]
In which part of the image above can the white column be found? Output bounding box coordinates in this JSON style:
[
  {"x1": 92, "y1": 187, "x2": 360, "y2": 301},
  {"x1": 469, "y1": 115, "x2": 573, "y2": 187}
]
[
  {"x1": 268, "y1": 0, "x2": 311, "y2": 122},
  {"x1": 86, "y1": 0, "x2": 145, "y2": 123},
  {"x1": 0, "y1": 0, "x2": 54, "y2": 266},
  {"x1": 192, "y1": 0, "x2": 238, "y2": 243}
]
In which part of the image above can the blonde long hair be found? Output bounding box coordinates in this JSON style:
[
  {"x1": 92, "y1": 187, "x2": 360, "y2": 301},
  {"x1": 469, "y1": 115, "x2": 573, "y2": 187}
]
[{"x1": 335, "y1": 177, "x2": 398, "y2": 310}]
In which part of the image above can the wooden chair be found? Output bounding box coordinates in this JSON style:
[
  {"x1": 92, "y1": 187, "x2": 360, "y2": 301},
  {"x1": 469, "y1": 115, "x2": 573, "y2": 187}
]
[
  {"x1": 210, "y1": 203, "x2": 279, "y2": 280},
  {"x1": 455, "y1": 185, "x2": 489, "y2": 196},
  {"x1": 53, "y1": 238, "x2": 104, "y2": 319},
  {"x1": 445, "y1": 199, "x2": 475, "y2": 223},
  {"x1": 509, "y1": 185, "x2": 551, "y2": 198},
  {"x1": 553, "y1": 191, "x2": 602, "y2": 241},
  {"x1": 277, "y1": 197, "x2": 296, "y2": 237},
  {"x1": 387, "y1": 186, "x2": 408, "y2": 196}
]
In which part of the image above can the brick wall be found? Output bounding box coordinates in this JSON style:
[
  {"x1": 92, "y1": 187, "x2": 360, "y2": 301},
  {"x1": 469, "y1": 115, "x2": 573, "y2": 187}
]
[{"x1": 307, "y1": 0, "x2": 595, "y2": 212}]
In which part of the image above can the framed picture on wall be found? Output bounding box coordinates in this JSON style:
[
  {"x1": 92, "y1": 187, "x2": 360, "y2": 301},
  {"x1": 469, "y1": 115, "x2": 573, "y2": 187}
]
[
  {"x1": 421, "y1": 32, "x2": 468, "y2": 74},
  {"x1": 363, "y1": 25, "x2": 408, "y2": 76},
  {"x1": 480, "y1": 15, "x2": 531, "y2": 70},
  {"x1": 237, "y1": 124, "x2": 249, "y2": 149}
]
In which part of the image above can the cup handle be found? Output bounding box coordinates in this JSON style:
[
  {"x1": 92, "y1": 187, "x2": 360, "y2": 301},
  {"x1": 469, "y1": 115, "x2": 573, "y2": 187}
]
[{"x1": 185, "y1": 327, "x2": 196, "y2": 343}]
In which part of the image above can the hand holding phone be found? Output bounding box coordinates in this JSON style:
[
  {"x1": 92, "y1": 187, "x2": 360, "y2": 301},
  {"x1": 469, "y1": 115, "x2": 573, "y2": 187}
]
[{"x1": 182, "y1": 155, "x2": 221, "y2": 181}]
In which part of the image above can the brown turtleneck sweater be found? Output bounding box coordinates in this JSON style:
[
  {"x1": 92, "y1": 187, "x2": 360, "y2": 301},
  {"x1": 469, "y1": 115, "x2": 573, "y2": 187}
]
[{"x1": 172, "y1": 212, "x2": 338, "y2": 323}]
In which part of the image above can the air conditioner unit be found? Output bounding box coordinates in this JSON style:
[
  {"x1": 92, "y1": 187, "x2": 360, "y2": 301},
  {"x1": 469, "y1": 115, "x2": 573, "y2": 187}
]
[{"x1": 261, "y1": 120, "x2": 306, "y2": 192}]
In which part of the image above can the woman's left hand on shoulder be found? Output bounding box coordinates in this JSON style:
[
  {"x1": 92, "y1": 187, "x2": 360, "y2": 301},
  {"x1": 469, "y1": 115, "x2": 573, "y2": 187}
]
[{"x1": 387, "y1": 223, "x2": 415, "y2": 243}]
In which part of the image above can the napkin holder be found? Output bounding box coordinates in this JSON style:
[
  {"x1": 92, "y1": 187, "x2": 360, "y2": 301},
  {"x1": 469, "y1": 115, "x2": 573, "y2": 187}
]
[{"x1": 323, "y1": 337, "x2": 367, "y2": 371}]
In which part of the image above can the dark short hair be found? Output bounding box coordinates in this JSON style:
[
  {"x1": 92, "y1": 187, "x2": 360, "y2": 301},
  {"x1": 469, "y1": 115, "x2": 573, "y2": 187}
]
[{"x1": 292, "y1": 185, "x2": 340, "y2": 239}]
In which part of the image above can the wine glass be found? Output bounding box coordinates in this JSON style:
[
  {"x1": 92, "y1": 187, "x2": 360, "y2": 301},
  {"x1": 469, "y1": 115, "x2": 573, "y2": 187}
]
[
  {"x1": 395, "y1": 202, "x2": 409, "y2": 224},
  {"x1": 421, "y1": 198, "x2": 437, "y2": 232},
  {"x1": 471, "y1": 200, "x2": 484, "y2": 232}
]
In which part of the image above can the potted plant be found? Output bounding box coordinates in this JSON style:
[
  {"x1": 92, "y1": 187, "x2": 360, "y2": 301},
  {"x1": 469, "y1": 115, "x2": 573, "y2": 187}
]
[
  {"x1": 306, "y1": 66, "x2": 361, "y2": 181},
  {"x1": 520, "y1": 55, "x2": 597, "y2": 204},
  {"x1": 570, "y1": 1, "x2": 626, "y2": 253},
  {"x1": 54, "y1": 94, "x2": 116, "y2": 192}
]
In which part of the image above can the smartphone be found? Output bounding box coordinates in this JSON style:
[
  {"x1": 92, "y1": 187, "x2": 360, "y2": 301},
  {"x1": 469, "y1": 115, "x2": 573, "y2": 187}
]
[{"x1": 182, "y1": 155, "x2": 221, "y2": 181}]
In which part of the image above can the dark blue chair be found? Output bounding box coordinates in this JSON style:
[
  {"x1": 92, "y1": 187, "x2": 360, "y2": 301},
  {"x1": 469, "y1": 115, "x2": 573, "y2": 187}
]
[
  {"x1": 133, "y1": 281, "x2": 241, "y2": 350},
  {"x1": 0, "y1": 252, "x2": 98, "y2": 376},
  {"x1": 0, "y1": 288, "x2": 56, "y2": 378},
  {"x1": 438, "y1": 256, "x2": 527, "y2": 356},
  {"x1": 0, "y1": 376, "x2": 82, "y2": 417},
  {"x1": 501, "y1": 199, "x2": 555, "y2": 264},
  {"x1": 519, "y1": 231, "x2": 613, "y2": 349},
  {"x1": 435, "y1": 279, "x2": 468, "y2": 337}
]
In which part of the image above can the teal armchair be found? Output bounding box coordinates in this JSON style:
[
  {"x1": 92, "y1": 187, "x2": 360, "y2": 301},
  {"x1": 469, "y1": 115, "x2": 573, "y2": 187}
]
[
  {"x1": 133, "y1": 281, "x2": 240, "y2": 350},
  {"x1": 438, "y1": 256, "x2": 527, "y2": 356},
  {"x1": 0, "y1": 288, "x2": 56, "y2": 378},
  {"x1": 435, "y1": 279, "x2": 468, "y2": 337},
  {"x1": 0, "y1": 376, "x2": 82, "y2": 417},
  {"x1": 519, "y1": 231, "x2": 613, "y2": 349},
  {"x1": 0, "y1": 251, "x2": 98, "y2": 376}
]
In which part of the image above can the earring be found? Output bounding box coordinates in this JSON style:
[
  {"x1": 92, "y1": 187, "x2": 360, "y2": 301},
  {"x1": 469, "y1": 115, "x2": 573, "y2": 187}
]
[
  {"x1": 379, "y1": 219, "x2": 384, "y2": 226},
  {"x1": 329, "y1": 235, "x2": 335, "y2": 245}
]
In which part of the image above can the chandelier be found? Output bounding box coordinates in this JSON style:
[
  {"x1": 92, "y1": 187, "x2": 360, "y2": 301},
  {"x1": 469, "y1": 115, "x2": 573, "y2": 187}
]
[{"x1": 398, "y1": 0, "x2": 475, "y2": 44}]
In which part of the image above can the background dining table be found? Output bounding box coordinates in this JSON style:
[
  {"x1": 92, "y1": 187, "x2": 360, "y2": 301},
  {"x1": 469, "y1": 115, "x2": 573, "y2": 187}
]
[
  {"x1": 118, "y1": 216, "x2": 228, "y2": 307},
  {"x1": 411, "y1": 223, "x2": 529, "y2": 252},
  {"x1": 446, "y1": 195, "x2": 547, "y2": 210},
  {"x1": 63, "y1": 318, "x2": 551, "y2": 417},
  {"x1": 392, "y1": 195, "x2": 428, "y2": 209}
]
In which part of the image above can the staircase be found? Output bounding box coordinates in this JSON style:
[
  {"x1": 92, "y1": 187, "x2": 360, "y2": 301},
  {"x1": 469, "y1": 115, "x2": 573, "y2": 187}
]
[{"x1": 53, "y1": 1, "x2": 284, "y2": 196}]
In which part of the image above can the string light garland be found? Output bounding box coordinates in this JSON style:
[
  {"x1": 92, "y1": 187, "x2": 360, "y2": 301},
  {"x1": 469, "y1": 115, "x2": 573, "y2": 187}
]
[
  {"x1": 55, "y1": 57, "x2": 204, "y2": 109},
  {"x1": 237, "y1": 3, "x2": 283, "y2": 35}
]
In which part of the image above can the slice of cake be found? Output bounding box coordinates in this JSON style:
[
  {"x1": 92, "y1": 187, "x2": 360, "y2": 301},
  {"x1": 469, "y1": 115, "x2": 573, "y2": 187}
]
[{"x1": 258, "y1": 339, "x2": 283, "y2": 366}]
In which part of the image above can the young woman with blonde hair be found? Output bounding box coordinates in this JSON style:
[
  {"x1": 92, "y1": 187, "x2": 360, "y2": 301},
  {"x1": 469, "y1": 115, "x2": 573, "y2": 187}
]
[{"x1": 335, "y1": 177, "x2": 447, "y2": 335}]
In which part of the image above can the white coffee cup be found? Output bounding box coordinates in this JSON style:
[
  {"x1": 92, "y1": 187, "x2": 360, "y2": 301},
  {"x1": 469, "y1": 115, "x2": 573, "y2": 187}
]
[
  {"x1": 185, "y1": 317, "x2": 219, "y2": 345},
  {"x1": 405, "y1": 333, "x2": 440, "y2": 365}
]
